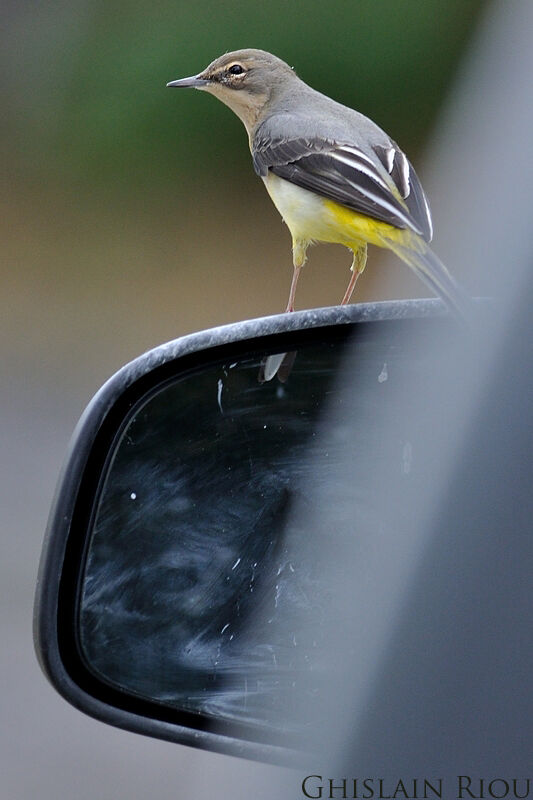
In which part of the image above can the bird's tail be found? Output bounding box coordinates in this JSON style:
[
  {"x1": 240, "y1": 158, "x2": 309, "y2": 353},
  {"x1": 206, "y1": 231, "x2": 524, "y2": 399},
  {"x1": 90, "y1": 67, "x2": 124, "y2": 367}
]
[{"x1": 380, "y1": 234, "x2": 473, "y2": 322}]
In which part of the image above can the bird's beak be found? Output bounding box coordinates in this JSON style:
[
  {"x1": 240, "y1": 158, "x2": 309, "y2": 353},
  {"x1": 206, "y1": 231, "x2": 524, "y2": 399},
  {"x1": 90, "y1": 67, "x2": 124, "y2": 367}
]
[{"x1": 166, "y1": 74, "x2": 209, "y2": 89}]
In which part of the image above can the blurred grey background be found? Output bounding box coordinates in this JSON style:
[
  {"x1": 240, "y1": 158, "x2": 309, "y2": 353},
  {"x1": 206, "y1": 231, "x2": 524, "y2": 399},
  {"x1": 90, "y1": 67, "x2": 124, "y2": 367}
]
[{"x1": 5, "y1": 0, "x2": 529, "y2": 796}]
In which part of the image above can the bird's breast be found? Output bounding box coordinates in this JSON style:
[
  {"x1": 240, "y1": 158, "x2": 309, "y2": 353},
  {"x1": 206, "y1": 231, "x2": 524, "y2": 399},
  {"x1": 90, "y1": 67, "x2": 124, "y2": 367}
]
[
  {"x1": 263, "y1": 172, "x2": 336, "y2": 242},
  {"x1": 262, "y1": 172, "x2": 373, "y2": 248}
]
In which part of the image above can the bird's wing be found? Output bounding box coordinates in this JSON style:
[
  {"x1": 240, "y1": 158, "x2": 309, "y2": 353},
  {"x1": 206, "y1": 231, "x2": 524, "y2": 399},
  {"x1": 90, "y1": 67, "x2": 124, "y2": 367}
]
[
  {"x1": 253, "y1": 135, "x2": 432, "y2": 242},
  {"x1": 373, "y1": 142, "x2": 433, "y2": 241}
]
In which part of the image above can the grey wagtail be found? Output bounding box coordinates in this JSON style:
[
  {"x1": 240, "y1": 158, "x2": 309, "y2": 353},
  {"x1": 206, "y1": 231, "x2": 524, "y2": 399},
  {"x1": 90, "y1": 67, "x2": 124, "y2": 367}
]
[{"x1": 167, "y1": 49, "x2": 469, "y2": 317}]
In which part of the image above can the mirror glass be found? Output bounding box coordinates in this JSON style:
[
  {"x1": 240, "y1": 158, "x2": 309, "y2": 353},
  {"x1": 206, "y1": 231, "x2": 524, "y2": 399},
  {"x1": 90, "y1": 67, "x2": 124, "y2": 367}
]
[{"x1": 78, "y1": 324, "x2": 435, "y2": 741}]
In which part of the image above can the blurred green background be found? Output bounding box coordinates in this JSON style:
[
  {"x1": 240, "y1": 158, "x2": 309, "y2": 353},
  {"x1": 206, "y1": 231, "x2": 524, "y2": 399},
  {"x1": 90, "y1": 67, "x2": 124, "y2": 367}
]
[{"x1": 2, "y1": 0, "x2": 486, "y2": 383}]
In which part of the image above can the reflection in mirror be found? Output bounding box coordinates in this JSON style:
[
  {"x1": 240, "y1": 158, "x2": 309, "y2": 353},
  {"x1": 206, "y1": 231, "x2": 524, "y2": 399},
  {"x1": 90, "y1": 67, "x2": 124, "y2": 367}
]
[{"x1": 78, "y1": 324, "x2": 440, "y2": 742}]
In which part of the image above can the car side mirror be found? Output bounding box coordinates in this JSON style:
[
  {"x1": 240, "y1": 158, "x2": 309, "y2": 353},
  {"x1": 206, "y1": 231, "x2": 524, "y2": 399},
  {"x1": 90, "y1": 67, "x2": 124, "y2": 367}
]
[{"x1": 34, "y1": 300, "x2": 468, "y2": 764}]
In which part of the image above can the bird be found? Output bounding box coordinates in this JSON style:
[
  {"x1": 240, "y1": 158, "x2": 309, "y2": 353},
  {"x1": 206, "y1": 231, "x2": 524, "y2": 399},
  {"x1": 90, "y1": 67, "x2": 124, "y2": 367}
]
[{"x1": 167, "y1": 48, "x2": 470, "y2": 319}]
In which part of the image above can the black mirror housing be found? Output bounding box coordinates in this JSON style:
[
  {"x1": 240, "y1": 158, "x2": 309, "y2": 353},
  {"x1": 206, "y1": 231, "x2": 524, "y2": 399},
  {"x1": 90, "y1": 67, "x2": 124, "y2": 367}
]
[{"x1": 33, "y1": 299, "x2": 469, "y2": 764}]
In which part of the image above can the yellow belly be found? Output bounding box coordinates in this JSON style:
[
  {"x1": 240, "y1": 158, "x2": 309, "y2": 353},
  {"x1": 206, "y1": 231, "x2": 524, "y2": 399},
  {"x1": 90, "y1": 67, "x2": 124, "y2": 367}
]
[{"x1": 262, "y1": 172, "x2": 405, "y2": 250}]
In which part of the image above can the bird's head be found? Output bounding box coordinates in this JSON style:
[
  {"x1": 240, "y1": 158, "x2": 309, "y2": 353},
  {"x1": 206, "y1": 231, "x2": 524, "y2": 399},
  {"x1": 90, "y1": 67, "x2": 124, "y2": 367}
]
[{"x1": 167, "y1": 49, "x2": 296, "y2": 131}]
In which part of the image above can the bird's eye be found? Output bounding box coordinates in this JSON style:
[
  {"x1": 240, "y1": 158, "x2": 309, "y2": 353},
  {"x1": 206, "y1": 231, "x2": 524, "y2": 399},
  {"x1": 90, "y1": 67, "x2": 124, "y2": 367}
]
[{"x1": 228, "y1": 64, "x2": 245, "y2": 75}]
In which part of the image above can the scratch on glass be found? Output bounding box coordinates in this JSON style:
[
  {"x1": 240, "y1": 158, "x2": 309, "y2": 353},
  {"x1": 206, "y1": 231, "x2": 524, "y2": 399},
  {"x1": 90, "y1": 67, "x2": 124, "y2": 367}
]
[{"x1": 217, "y1": 378, "x2": 224, "y2": 413}]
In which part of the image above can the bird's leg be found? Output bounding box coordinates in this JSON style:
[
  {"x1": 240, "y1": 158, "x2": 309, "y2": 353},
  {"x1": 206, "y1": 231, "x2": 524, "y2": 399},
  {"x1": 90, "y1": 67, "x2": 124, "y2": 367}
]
[
  {"x1": 286, "y1": 240, "x2": 308, "y2": 312},
  {"x1": 286, "y1": 265, "x2": 301, "y2": 312},
  {"x1": 341, "y1": 245, "x2": 367, "y2": 305},
  {"x1": 259, "y1": 239, "x2": 307, "y2": 384}
]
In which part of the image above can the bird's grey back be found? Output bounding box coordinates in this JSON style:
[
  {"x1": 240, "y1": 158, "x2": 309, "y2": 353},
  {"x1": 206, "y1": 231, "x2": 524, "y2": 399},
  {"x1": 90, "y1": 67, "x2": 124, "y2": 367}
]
[{"x1": 255, "y1": 75, "x2": 393, "y2": 155}]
